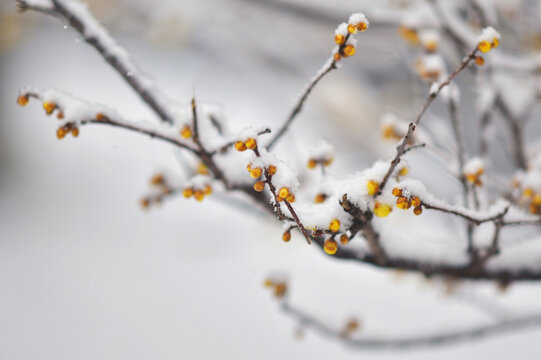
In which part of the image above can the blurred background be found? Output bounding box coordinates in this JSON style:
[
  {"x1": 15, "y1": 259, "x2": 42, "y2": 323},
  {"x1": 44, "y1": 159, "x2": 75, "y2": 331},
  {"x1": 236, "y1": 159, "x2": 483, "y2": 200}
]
[{"x1": 1, "y1": 0, "x2": 541, "y2": 359}]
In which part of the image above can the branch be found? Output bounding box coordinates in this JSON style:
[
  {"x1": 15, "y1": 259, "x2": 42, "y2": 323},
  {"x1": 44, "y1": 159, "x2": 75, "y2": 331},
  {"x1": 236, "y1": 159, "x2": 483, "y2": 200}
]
[
  {"x1": 17, "y1": 0, "x2": 176, "y2": 124},
  {"x1": 378, "y1": 47, "x2": 479, "y2": 194},
  {"x1": 281, "y1": 302, "x2": 541, "y2": 349},
  {"x1": 422, "y1": 202, "x2": 509, "y2": 226}
]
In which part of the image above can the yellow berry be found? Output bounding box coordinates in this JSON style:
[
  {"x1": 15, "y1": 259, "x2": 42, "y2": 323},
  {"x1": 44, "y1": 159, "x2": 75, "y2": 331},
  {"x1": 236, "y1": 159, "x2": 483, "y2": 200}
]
[
  {"x1": 478, "y1": 41, "x2": 491, "y2": 53},
  {"x1": 268, "y1": 165, "x2": 277, "y2": 175},
  {"x1": 411, "y1": 196, "x2": 421, "y2": 208},
  {"x1": 374, "y1": 202, "x2": 392, "y2": 217},
  {"x1": 56, "y1": 127, "x2": 66, "y2": 140},
  {"x1": 340, "y1": 234, "x2": 349, "y2": 245},
  {"x1": 335, "y1": 34, "x2": 345, "y2": 45},
  {"x1": 392, "y1": 187, "x2": 402, "y2": 197},
  {"x1": 278, "y1": 187, "x2": 289, "y2": 198},
  {"x1": 182, "y1": 188, "x2": 193, "y2": 198},
  {"x1": 399, "y1": 167, "x2": 408, "y2": 176},
  {"x1": 282, "y1": 230, "x2": 291, "y2": 242},
  {"x1": 194, "y1": 190, "x2": 204, "y2": 201},
  {"x1": 71, "y1": 127, "x2": 79, "y2": 137},
  {"x1": 329, "y1": 219, "x2": 340, "y2": 232},
  {"x1": 413, "y1": 205, "x2": 423, "y2": 216},
  {"x1": 366, "y1": 180, "x2": 379, "y2": 196},
  {"x1": 264, "y1": 278, "x2": 274, "y2": 288},
  {"x1": 43, "y1": 102, "x2": 55, "y2": 115},
  {"x1": 286, "y1": 194, "x2": 296, "y2": 203},
  {"x1": 204, "y1": 185, "x2": 212, "y2": 195},
  {"x1": 343, "y1": 44, "x2": 356, "y2": 57},
  {"x1": 465, "y1": 174, "x2": 478, "y2": 184},
  {"x1": 396, "y1": 196, "x2": 411, "y2": 210},
  {"x1": 324, "y1": 239, "x2": 338, "y2": 255},
  {"x1": 347, "y1": 24, "x2": 357, "y2": 34},
  {"x1": 533, "y1": 194, "x2": 541, "y2": 206},
  {"x1": 475, "y1": 56, "x2": 485, "y2": 66},
  {"x1": 307, "y1": 158, "x2": 317, "y2": 169},
  {"x1": 197, "y1": 162, "x2": 209, "y2": 175},
  {"x1": 254, "y1": 181, "x2": 265, "y2": 192},
  {"x1": 382, "y1": 124, "x2": 394, "y2": 139},
  {"x1": 180, "y1": 125, "x2": 192, "y2": 139},
  {"x1": 245, "y1": 137, "x2": 257, "y2": 150},
  {"x1": 17, "y1": 94, "x2": 29, "y2": 106},
  {"x1": 523, "y1": 188, "x2": 534, "y2": 198},
  {"x1": 314, "y1": 193, "x2": 327, "y2": 204},
  {"x1": 250, "y1": 167, "x2": 262, "y2": 178}
]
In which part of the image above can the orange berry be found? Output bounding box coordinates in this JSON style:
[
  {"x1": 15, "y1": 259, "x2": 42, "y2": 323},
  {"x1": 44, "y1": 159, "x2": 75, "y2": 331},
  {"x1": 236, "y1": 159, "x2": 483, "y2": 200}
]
[
  {"x1": 324, "y1": 239, "x2": 338, "y2": 255},
  {"x1": 333, "y1": 53, "x2": 342, "y2": 62},
  {"x1": 43, "y1": 102, "x2": 55, "y2": 115},
  {"x1": 334, "y1": 34, "x2": 345, "y2": 45},
  {"x1": 392, "y1": 187, "x2": 402, "y2": 197},
  {"x1": 253, "y1": 181, "x2": 265, "y2": 192},
  {"x1": 329, "y1": 219, "x2": 340, "y2": 232},
  {"x1": 282, "y1": 230, "x2": 291, "y2": 242},
  {"x1": 274, "y1": 282, "x2": 287, "y2": 298},
  {"x1": 278, "y1": 187, "x2": 289, "y2": 198},
  {"x1": 413, "y1": 205, "x2": 423, "y2": 216},
  {"x1": 204, "y1": 185, "x2": 212, "y2": 195},
  {"x1": 323, "y1": 157, "x2": 333, "y2": 166},
  {"x1": 347, "y1": 24, "x2": 357, "y2": 34},
  {"x1": 340, "y1": 234, "x2": 349, "y2": 245},
  {"x1": 357, "y1": 22, "x2": 367, "y2": 32},
  {"x1": 182, "y1": 188, "x2": 193, "y2": 198},
  {"x1": 314, "y1": 193, "x2": 327, "y2": 204},
  {"x1": 194, "y1": 190, "x2": 204, "y2": 201},
  {"x1": 286, "y1": 194, "x2": 296, "y2": 203},
  {"x1": 250, "y1": 167, "x2": 262, "y2": 178},
  {"x1": 180, "y1": 125, "x2": 192, "y2": 139},
  {"x1": 268, "y1": 165, "x2": 277, "y2": 175},
  {"x1": 245, "y1": 137, "x2": 257, "y2": 150},
  {"x1": 71, "y1": 127, "x2": 79, "y2": 138},
  {"x1": 532, "y1": 194, "x2": 541, "y2": 206},
  {"x1": 307, "y1": 158, "x2": 317, "y2": 169},
  {"x1": 96, "y1": 113, "x2": 105, "y2": 121},
  {"x1": 56, "y1": 127, "x2": 67, "y2": 140},
  {"x1": 343, "y1": 44, "x2": 356, "y2": 57},
  {"x1": 411, "y1": 196, "x2": 421, "y2": 208},
  {"x1": 475, "y1": 56, "x2": 485, "y2": 66},
  {"x1": 17, "y1": 95, "x2": 29, "y2": 106},
  {"x1": 276, "y1": 195, "x2": 284, "y2": 202},
  {"x1": 57, "y1": 112, "x2": 64, "y2": 119},
  {"x1": 151, "y1": 174, "x2": 164, "y2": 185},
  {"x1": 234, "y1": 140, "x2": 247, "y2": 151}
]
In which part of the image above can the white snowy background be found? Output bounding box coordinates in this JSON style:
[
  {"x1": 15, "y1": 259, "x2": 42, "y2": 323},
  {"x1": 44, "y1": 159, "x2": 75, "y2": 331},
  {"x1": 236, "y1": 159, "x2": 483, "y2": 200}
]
[{"x1": 1, "y1": 0, "x2": 541, "y2": 359}]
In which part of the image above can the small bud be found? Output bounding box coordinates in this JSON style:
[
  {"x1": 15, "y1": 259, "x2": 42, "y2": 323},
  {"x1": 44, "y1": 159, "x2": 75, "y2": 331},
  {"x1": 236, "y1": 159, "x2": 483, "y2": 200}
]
[
  {"x1": 141, "y1": 198, "x2": 150, "y2": 208},
  {"x1": 43, "y1": 102, "x2": 55, "y2": 115},
  {"x1": 324, "y1": 239, "x2": 338, "y2": 255},
  {"x1": 194, "y1": 190, "x2": 204, "y2": 201},
  {"x1": 264, "y1": 278, "x2": 274, "y2": 288},
  {"x1": 413, "y1": 205, "x2": 423, "y2": 216},
  {"x1": 96, "y1": 113, "x2": 105, "y2": 121},
  {"x1": 411, "y1": 196, "x2": 421, "y2": 208},
  {"x1": 278, "y1": 187, "x2": 290, "y2": 199},
  {"x1": 347, "y1": 23, "x2": 357, "y2": 34},
  {"x1": 180, "y1": 125, "x2": 192, "y2": 139},
  {"x1": 343, "y1": 44, "x2": 356, "y2": 57},
  {"x1": 274, "y1": 283, "x2": 287, "y2": 298},
  {"x1": 182, "y1": 188, "x2": 193, "y2": 198},
  {"x1": 71, "y1": 127, "x2": 79, "y2": 138},
  {"x1": 307, "y1": 158, "x2": 317, "y2": 169},
  {"x1": 268, "y1": 165, "x2": 277, "y2": 175},
  {"x1": 17, "y1": 94, "x2": 29, "y2": 106},
  {"x1": 276, "y1": 195, "x2": 284, "y2": 202},
  {"x1": 282, "y1": 230, "x2": 291, "y2": 242},
  {"x1": 357, "y1": 22, "x2": 367, "y2": 32},
  {"x1": 286, "y1": 194, "x2": 296, "y2": 203},
  {"x1": 204, "y1": 185, "x2": 212, "y2": 195},
  {"x1": 523, "y1": 188, "x2": 534, "y2": 198},
  {"x1": 234, "y1": 140, "x2": 247, "y2": 151},
  {"x1": 245, "y1": 137, "x2": 257, "y2": 150},
  {"x1": 314, "y1": 193, "x2": 327, "y2": 204},
  {"x1": 334, "y1": 34, "x2": 345, "y2": 45},
  {"x1": 329, "y1": 219, "x2": 341, "y2": 232},
  {"x1": 396, "y1": 196, "x2": 411, "y2": 210},
  {"x1": 478, "y1": 41, "x2": 491, "y2": 53},
  {"x1": 492, "y1": 37, "x2": 499, "y2": 48},
  {"x1": 323, "y1": 157, "x2": 333, "y2": 167},
  {"x1": 57, "y1": 112, "x2": 64, "y2": 119},
  {"x1": 333, "y1": 53, "x2": 342, "y2": 62},
  {"x1": 56, "y1": 127, "x2": 67, "y2": 140},
  {"x1": 197, "y1": 162, "x2": 209, "y2": 175},
  {"x1": 475, "y1": 56, "x2": 485, "y2": 66},
  {"x1": 392, "y1": 187, "x2": 403, "y2": 197},
  {"x1": 253, "y1": 181, "x2": 265, "y2": 192},
  {"x1": 398, "y1": 167, "x2": 408, "y2": 176},
  {"x1": 250, "y1": 167, "x2": 262, "y2": 178},
  {"x1": 340, "y1": 234, "x2": 349, "y2": 245}
]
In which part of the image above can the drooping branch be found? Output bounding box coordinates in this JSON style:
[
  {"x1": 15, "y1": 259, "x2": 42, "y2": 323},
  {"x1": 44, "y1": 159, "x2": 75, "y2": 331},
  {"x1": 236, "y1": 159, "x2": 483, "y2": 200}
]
[{"x1": 17, "y1": 0, "x2": 176, "y2": 124}]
